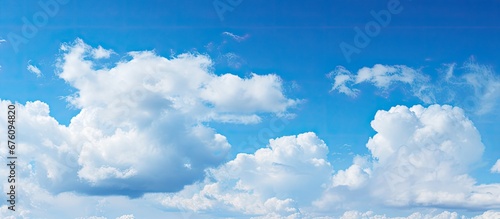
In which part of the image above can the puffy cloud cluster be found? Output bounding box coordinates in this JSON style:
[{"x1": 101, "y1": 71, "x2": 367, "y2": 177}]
[
  {"x1": 329, "y1": 60, "x2": 500, "y2": 114},
  {"x1": 0, "y1": 38, "x2": 299, "y2": 204},
  {"x1": 326, "y1": 104, "x2": 500, "y2": 210},
  {"x1": 157, "y1": 104, "x2": 500, "y2": 218},
  {"x1": 58, "y1": 39, "x2": 296, "y2": 192},
  {"x1": 161, "y1": 132, "x2": 332, "y2": 218},
  {"x1": 367, "y1": 105, "x2": 498, "y2": 208},
  {"x1": 331, "y1": 156, "x2": 371, "y2": 189}
]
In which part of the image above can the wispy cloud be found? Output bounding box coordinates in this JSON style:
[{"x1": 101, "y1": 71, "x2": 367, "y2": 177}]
[
  {"x1": 329, "y1": 58, "x2": 500, "y2": 115},
  {"x1": 221, "y1": 52, "x2": 245, "y2": 69},
  {"x1": 205, "y1": 33, "x2": 249, "y2": 69},
  {"x1": 328, "y1": 64, "x2": 433, "y2": 102},
  {"x1": 492, "y1": 160, "x2": 500, "y2": 174},
  {"x1": 222, "y1": 31, "x2": 250, "y2": 42},
  {"x1": 27, "y1": 60, "x2": 42, "y2": 77},
  {"x1": 327, "y1": 66, "x2": 359, "y2": 97},
  {"x1": 459, "y1": 60, "x2": 500, "y2": 114}
]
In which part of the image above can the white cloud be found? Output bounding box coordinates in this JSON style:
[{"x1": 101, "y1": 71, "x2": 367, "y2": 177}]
[
  {"x1": 328, "y1": 59, "x2": 500, "y2": 114},
  {"x1": 91, "y1": 45, "x2": 114, "y2": 59},
  {"x1": 329, "y1": 64, "x2": 432, "y2": 103},
  {"x1": 354, "y1": 64, "x2": 425, "y2": 88},
  {"x1": 27, "y1": 61, "x2": 42, "y2": 77},
  {"x1": 59, "y1": 38, "x2": 295, "y2": 189},
  {"x1": 332, "y1": 156, "x2": 370, "y2": 189},
  {"x1": 222, "y1": 31, "x2": 250, "y2": 42},
  {"x1": 0, "y1": 38, "x2": 299, "y2": 218},
  {"x1": 472, "y1": 211, "x2": 500, "y2": 219},
  {"x1": 491, "y1": 159, "x2": 500, "y2": 173},
  {"x1": 327, "y1": 66, "x2": 359, "y2": 97},
  {"x1": 200, "y1": 73, "x2": 297, "y2": 114},
  {"x1": 459, "y1": 60, "x2": 500, "y2": 114},
  {"x1": 0, "y1": 38, "x2": 298, "y2": 206},
  {"x1": 443, "y1": 63, "x2": 456, "y2": 81},
  {"x1": 161, "y1": 132, "x2": 332, "y2": 218},
  {"x1": 321, "y1": 104, "x2": 500, "y2": 211},
  {"x1": 158, "y1": 104, "x2": 500, "y2": 218},
  {"x1": 221, "y1": 52, "x2": 244, "y2": 68}
]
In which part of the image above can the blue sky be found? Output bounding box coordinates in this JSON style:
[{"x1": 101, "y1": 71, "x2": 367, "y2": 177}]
[{"x1": 1, "y1": 0, "x2": 500, "y2": 218}]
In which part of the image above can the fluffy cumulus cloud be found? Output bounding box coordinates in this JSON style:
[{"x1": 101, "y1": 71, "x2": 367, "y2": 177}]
[
  {"x1": 0, "y1": 38, "x2": 299, "y2": 217},
  {"x1": 56, "y1": 38, "x2": 297, "y2": 193},
  {"x1": 321, "y1": 105, "x2": 500, "y2": 211},
  {"x1": 158, "y1": 105, "x2": 500, "y2": 218},
  {"x1": 331, "y1": 156, "x2": 370, "y2": 189},
  {"x1": 161, "y1": 132, "x2": 332, "y2": 218},
  {"x1": 329, "y1": 59, "x2": 500, "y2": 114},
  {"x1": 366, "y1": 105, "x2": 499, "y2": 208}
]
